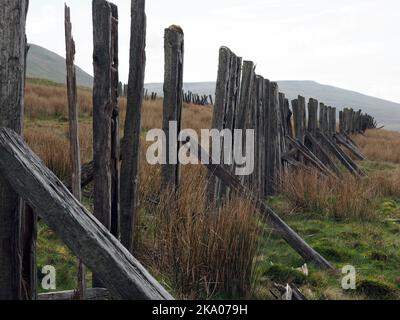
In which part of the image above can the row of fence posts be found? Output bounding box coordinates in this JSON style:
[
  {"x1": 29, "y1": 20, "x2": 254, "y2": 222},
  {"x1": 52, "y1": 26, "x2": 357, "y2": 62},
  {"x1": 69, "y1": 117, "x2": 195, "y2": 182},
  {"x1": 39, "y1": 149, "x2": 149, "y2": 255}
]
[
  {"x1": 0, "y1": 0, "x2": 378, "y2": 300},
  {"x1": 207, "y1": 47, "x2": 377, "y2": 205},
  {"x1": 119, "y1": 84, "x2": 214, "y2": 106}
]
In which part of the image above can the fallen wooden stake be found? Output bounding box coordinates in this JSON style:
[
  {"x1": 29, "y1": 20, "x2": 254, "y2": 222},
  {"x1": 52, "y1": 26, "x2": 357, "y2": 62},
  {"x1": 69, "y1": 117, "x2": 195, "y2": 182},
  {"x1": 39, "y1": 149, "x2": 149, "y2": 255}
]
[
  {"x1": 39, "y1": 288, "x2": 110, "y2": 301},
  {"x1": 286, "y1": 135, "x2": 333, "y2": 177},
  {"x1": 0, "y1": 128, "x2": 173, "y2": 300},
  {"x1": 192, "y1": 141, "x2": 336, "y2": 271},
  {"x1": 335, "y1": 134, "x2": 366, "y2": 161},
  {"x1": 317, "y1": 131, "x2": 366, "y2": 177}
]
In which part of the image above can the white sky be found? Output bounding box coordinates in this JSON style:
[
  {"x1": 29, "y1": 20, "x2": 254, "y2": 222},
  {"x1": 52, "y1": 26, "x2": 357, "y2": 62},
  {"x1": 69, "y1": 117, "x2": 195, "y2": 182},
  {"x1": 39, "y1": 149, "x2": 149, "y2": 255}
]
[{"x1": 27, "y1": 0, "x2": 400, "y2": 102}]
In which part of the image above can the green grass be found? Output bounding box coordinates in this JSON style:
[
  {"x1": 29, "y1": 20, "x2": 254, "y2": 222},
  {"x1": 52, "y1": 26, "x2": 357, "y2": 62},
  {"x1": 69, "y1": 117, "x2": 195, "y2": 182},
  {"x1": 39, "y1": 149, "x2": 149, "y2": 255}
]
[{"x1": 257, "y1": 193, "x2": 400, "y2": 300}]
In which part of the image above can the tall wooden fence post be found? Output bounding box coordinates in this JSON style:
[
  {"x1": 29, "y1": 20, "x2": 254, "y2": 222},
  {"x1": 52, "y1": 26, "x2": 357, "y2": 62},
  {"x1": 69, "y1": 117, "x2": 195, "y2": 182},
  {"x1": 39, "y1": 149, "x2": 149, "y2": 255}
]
[
  {"x1": 110, "y1": 3, "x2": 120, "y2": 240},
  {"x1": 120, "y1": 0, "x2": 146, "y2": 253},
  {"x1": 92, "y1": 0, "x2": 120, "y2": 286},
  {"x1": 207, "y1": 47, "x2": 232, "y2": 202},
  {"x1": 65, "y1": 4, "x2": 85, "y2": 299},
  {"x1": 0, "y1": 0, "x2": 29, "y2": 300},
  {"x1": 162, "y1": 25, "x2": 184, "y2": 189},
  {"x1": 265, "y1": 82, "x2": 282, "y2": 195}
]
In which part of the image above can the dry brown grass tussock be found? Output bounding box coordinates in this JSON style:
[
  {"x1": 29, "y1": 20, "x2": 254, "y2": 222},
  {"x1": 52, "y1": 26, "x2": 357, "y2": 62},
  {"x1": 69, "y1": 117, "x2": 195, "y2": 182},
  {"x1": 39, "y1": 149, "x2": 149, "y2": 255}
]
[{"x1": 353, "y1": 129, "x2": 400, "y2": 164}]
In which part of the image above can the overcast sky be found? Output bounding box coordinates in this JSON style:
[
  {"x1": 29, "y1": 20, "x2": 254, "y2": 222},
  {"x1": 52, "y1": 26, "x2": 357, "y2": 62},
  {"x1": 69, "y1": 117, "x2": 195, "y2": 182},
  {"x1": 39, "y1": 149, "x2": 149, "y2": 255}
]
[{"x1": 27, "y1": 0, "x2": 400, "y2": 103}]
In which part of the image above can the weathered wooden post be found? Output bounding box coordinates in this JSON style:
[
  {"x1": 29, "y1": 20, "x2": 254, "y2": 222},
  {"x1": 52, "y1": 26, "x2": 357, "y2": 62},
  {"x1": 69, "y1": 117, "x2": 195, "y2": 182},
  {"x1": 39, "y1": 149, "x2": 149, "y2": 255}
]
[
  {"x1": 292, "y1": 96, "x2": 306, "y2": 144},
  {"x1": 307, "y1": 98, "x2": 318, "y2": 136},
  {"x1": 329, "y1": 107, "x2": 337, "y2": 136},
  {"x1": 265, "y1": 82, "x2": 282, "y2": 196},
  {"x1": 162, "y1": 25, "x2": 184, "y2": 189},
  {"x1": 110, "y1": 3, "x2": 120, "y2": 239},
  {"x1": 255, "y1": 76, "x2": 266, "y2": 195},
  {"x1": 321, "y1": 103, "x2": 329, "y2": 134},
  {"x1": 65, "y1": 3, "x2": 85, "y2": 299},
  {"x1": 0, "y1": 0, "x2": 29, "y2": 300},
  {"x1": 339, "y1": 110, "x2": 344, "y2": 134},
  {"x1": 92, "y1": 0, "x2": 120, "y2": 285},
  {"x1": 120, "y1": 0, "x2": 146, "y2": 252},
  {"x1": 307, "y1": 98, "x2": 318, "y2": 153},
  {"x1": 207, "y1": 47, "x2": 232, "y2": 201}
]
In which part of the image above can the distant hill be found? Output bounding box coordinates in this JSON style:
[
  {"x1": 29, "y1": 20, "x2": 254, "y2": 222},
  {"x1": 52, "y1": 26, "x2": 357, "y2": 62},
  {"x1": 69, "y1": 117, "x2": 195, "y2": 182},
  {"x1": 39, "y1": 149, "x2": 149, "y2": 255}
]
[
  {"x1": 27, "y1": 44, "x2": 400, "y2": 130},
  {"x1": 145, "y1": 81, "x2": 400, "y2": 131},
  {"x1": 27, "y1": 44, "x2": 93, "y2": 88}
]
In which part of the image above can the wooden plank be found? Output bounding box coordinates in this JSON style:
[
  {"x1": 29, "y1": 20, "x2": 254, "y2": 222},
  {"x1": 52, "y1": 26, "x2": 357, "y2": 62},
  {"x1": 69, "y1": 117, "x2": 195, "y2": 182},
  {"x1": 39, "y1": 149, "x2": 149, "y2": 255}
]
[
  {"x1": 120, "y1": 0, "x2": 146, "y2": 252},
  {"x1": 92, "y1": 0, "x2": 113, "y2": 287},
  {"x1": 39, "y1": 288, "x2": 111, "y2": 301},
  {"x1": 306, "y1": 98, "x2": 318, "y2": 154},
  {"x1": 317, "y1": 130, "x2": 366, "y2": 177},
  {"x1": 189, "y1": 139, "x2": 336, "y2": 271},
  {"x1": 265, "y1": 82, "x2": 282, "y2": 195},
  {"x1": 286, "y1": 136, "x2": 332, "y2": 177},
  {"x1": 305, "y1": 132, "x2": 342, "y2": 177},
  {"x1": 0, "y1": 0, "x2": 29, "y2": 300},
  {"x1": 328, "y1": 107, "x2": 336, "y2": 137},
  {"x1": 92, "y1": 0, "x2": 113, "y2": 231},
  {"x1": 219, "y1": 52, "x2": 241, "y2": 198},
  {"x1": 0, "y1": 128, "x2": 174, "y2": 300},
  {"x1": 292, "y1": 96, "x2": 306, "y2": 143},
  {"x1": 65, "y1": 3, "x2": 85, "y2": 300},
  {"x1": 256, "y1": 76, "x2": 266, "y2": 195},
  {"x1": 161, "y1": 25, "x2": 184, "y2": 189},
  {"x1": 110, "y1": 3, "x2": 120, "y2": 240}
]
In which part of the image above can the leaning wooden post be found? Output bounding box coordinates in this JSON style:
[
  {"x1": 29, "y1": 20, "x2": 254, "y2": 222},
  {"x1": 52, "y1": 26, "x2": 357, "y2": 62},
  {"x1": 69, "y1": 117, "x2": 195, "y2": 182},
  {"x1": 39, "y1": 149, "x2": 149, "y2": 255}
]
[
  {"x1": 120, "y1": 0, "x2": 146, "y2": 253},
  {"x1": 65, "y1": 4, "x2": 85, "y2": 300},
  {"x1": 0, "y1": 128, "x2": 174, "y2": 300},
  {"x1": 0, "y1": 0, "x2": 29, "y2": 300},
  {"x1": 161, "y1": 25, "x2": 184, "y2": 189}
]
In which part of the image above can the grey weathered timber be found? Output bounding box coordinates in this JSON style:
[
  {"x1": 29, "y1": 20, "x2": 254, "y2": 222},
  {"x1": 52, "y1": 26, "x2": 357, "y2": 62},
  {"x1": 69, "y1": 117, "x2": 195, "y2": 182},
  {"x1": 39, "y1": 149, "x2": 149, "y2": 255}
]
[
  {"x1": 92, "y1": 0, "x2": 113, "y2": 232},
  {"x1": 319, "y1": 103, "x2": 328, "y2": 134},
  {"x1": 307, "y1": 98, "x2": 318, "y2": 137},
  {"x1": 236, "y1": 61, "x2": 255, "y2": 132},
  {"x1": 286, "y1": 136, "x2": 332, "y2": 177},
  {"x1": 256, "y1": 76, "x2": 266, "y2": 195},
  {"x1": 189, "y1": 140, "x2": 335, "y2": 271},
  {"x1": 65, "y1": 4, "x2": 85, "y2": 299},
  {"x1": 328, "y1": 107, "x2": 337, "y2": 137},
  {"x1": 208, "y1": 43, "x2": 229, "y2": 199},
  {"x1": 306, "y1": 98, "x2": 318, "y2": 154},
  {"x1": 218, "y1": 52, "x2": 241, "y2": 198},
  {"x1": 292, "y1": 96, "x2": 306, "y2": 144},
  {"x1": 39, "y1": 288, "x2": 111, "y2": 301},
  {"x1": 339, "y1": 110, "x2": 344, "y2": 134},
  {"x1": 120, "y1": 0, "x2": 146, "y2": 252},
  {"x1": 161, "y1": 25, "x2": 184, "y2": 189},
  {"x1": 0, "y1": 0, "x2": 29, "y2": 300},
  {"x1": 335, "y1": 134, "x2": 366, "y2": 161},
  {"x1": 305, "y1": 132, "x2": 342, "y2": 177},
  {"x1": 317, "y1": 130, "x2": 366, "y2": 177},
  {"x1": 0, "y1": 128, "x2": 173, "y2": 300},
  {"x1": 21, "y1": 204, "x2": 37, "y2": 300},
  {"x1": 265, "y1": 82, "x2": 282, "y2": 196},
  {"x1": 110, "y1": 3, "x2": 120, "y2": 239},
  {"x1": 92, "y1": 0, "x2": 114, "y2": 288}
]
